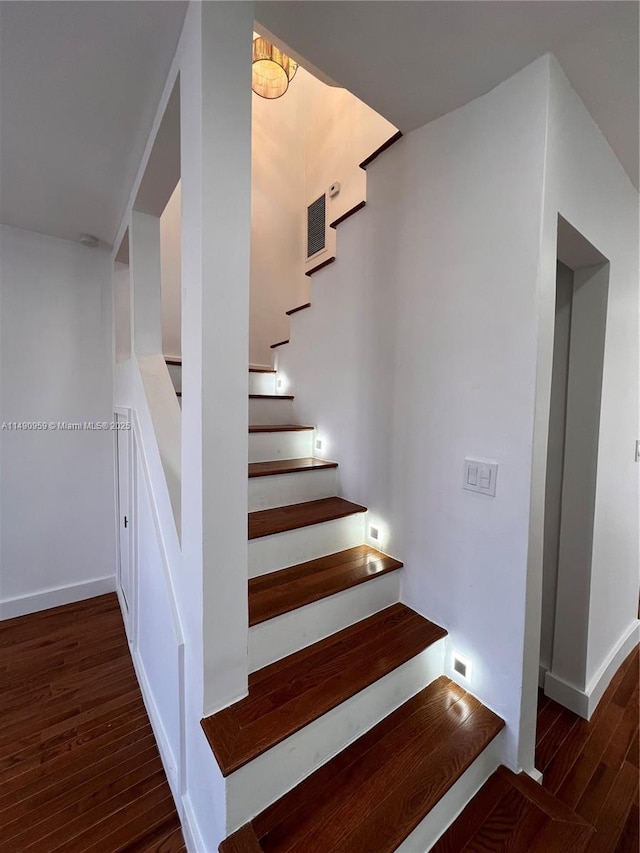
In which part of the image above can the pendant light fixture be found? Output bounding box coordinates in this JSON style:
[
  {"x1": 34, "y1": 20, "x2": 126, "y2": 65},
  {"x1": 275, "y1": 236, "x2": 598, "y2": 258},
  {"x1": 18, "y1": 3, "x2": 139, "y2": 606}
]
[{"x1": 252, "y1": 36, "x2": 298, "y2": 99}]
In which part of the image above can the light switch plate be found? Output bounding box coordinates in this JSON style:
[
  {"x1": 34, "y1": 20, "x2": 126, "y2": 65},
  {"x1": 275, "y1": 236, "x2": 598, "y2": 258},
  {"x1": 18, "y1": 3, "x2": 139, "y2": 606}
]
[{"x1": 464, "y1": 458, "x2": 498, "y2": 497}]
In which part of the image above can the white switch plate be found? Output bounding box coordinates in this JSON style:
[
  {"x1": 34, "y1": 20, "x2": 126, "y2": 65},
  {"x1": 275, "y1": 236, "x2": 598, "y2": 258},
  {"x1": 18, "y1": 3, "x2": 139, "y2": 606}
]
[{"x1": 464, "y1": 458, "x2": 498, "y2": 497}]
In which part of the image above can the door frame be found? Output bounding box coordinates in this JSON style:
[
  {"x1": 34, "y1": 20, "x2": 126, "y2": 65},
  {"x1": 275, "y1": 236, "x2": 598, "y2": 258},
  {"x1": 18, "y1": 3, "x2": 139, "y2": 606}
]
[{"x1": 114, "y1": 406, "x2": 135, "y2": 642}]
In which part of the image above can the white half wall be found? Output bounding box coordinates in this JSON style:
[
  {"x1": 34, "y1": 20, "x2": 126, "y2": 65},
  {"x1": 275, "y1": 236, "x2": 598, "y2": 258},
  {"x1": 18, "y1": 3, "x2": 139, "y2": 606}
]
[{"x1": 0, "y1": 224, "x2": 116, "y2": 614}]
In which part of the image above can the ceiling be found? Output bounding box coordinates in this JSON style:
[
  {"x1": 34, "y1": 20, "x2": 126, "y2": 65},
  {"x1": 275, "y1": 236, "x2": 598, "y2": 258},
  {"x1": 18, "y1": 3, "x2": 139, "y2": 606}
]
[
  {"x1": 0, "y1": 1, "x2": 187, "y2": 246},
  {"x1": 257, "y1": 1, "x2": 639, "y2": 190},
  {"x1": 0, "y1": 2, "x2": 636, "y2": 249}
]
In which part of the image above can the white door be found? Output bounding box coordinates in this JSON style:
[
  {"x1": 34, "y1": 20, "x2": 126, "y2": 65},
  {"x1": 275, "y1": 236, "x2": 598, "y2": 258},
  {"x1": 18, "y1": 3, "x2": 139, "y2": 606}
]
[{"x1": 116, "y1": 413, "x2": 132, "y2": 613}]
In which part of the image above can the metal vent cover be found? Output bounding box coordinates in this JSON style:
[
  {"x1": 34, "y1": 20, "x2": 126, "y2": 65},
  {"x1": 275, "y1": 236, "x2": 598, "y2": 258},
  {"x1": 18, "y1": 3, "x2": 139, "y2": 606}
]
[{"x1": 307, "y1": 194, "x2": 326, "y2": 258}]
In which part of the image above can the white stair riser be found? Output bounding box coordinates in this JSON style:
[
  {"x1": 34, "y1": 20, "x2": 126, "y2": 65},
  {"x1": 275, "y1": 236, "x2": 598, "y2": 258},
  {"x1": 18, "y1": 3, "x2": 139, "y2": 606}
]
[
  {"x1": 248, "y1": 468, "x2": 337, "y2": 512},
  {"x1": 249, "y1": 372, "x2": 276, "y2": 395},
  {"x1": 249, "y1": 397, "x2": 294, "y2": 425},
  {"x1": 395, "y1": 734, "x2": 504, "y2": 853},
  {"x1": 249, "y1": 513, "x2": 365, "y2": 578},
  {"x1": 249, "y1": 571, "x2": 400, "y2": 672},
  {"x1": 225, "y1": 639, "x2": 446, "y2": 832},
  {"x1": 248, "y1": 430, "x2": 314, "y2": 463}
]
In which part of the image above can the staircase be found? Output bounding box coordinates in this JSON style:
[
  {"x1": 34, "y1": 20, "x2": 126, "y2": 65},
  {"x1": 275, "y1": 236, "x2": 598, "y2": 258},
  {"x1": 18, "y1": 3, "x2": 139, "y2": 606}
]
[{"x1": 203, "y1": 367, "x2": 506, "y2": 852}]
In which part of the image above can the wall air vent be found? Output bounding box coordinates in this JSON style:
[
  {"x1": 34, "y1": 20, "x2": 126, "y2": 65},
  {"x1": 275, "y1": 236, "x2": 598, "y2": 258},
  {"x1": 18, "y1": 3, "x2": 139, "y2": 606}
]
[{"x1": 307, "y1": 194, "x2": 326, "y2": 259}]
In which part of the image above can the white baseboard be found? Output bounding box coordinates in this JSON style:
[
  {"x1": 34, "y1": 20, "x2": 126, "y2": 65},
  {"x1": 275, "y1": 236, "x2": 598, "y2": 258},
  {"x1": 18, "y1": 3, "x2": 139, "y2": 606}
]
[
  {"x1": 181, "y1": 791, "x2": 208, "y2": 853},
  {"x1": 526, "y1": 767, "x2": 544, "y2": 784},
  {"x1": 0, "y1": 575, "x2": 117, "y2": 621},
  {"x1": 545, "y1": 620, "x2": 640, "y2": 719},
  {"x1": 538, "y1": 664, "x2": 548, "y2": 688},
  {"x1": 130, "y1": 647, "x2": 181, "y2": 802}
]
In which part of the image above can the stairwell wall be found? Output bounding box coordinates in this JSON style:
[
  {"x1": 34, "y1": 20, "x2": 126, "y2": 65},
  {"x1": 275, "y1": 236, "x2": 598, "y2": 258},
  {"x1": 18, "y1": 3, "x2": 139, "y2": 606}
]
[
  {"x1": 250, "y1": 66, "x2": 396, "y2": 366},
  {"x1": 278, "y1": 57, "x2": 551, "y2": 771}
]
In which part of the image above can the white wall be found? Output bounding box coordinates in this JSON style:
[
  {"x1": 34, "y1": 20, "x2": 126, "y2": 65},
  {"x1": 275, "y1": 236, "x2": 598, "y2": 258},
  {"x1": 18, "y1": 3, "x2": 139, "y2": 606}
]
[
  {"x1": 278, "y1": 58, "x2": 551, "y2": 772},
  {"x1": 161, "y1": 181, "x2": 182, "y2": 359},
  {"x1": 114, "y1": 260, "x2": 132, "y2": 363},
  {"x1": 525, "y1": 57, "x2": 639, "y2": 724},
  {"x1": 250, "y1": 66, "x2": 396, "y2": 365},
  {"x1": 0, "y1": 224, "x2": 116, "y2": 617}
]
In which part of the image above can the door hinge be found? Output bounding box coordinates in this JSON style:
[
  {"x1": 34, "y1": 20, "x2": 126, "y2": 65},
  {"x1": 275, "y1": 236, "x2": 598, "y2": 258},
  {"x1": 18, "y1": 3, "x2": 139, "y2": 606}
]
[{"x1": 124, "y1": 515, "x2": 128, "y2": 529}]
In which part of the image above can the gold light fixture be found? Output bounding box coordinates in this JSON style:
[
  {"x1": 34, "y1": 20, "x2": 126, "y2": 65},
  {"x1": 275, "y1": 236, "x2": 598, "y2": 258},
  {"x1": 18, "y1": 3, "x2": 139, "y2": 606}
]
[{"x1": 252, "y1": 36, "x2": 298, "y2": 99}]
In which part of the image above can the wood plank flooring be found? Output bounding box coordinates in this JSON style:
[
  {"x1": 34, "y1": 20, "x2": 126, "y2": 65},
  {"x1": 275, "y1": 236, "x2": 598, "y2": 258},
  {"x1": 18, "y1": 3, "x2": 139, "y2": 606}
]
[
  {"x1": 434, "y1": 644, "x2": 639, "y2": 852},
  {"x1": 0, "y1": 594, "x2": 185, "y2": 852},
  {"x1": 201, "y1": 603, "x2": 447, "y2": 776}
]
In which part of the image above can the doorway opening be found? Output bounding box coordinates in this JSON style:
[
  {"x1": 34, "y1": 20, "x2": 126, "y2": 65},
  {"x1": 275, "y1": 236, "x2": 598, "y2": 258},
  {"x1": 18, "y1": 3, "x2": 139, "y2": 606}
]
[{"x1": 539, "y1": 216, "x2": 609, "y2": 718}]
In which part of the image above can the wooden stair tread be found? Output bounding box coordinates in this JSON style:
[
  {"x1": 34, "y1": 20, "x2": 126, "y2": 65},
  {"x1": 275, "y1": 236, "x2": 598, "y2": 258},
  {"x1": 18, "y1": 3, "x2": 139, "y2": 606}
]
[
  {"x1": 305, "y1": 256, "x2": 335, "y2": 277},
  {"x1": 219, "y1": 675, "x2": 502, "y2": 852},
  {"x1": 285, "y1": 303, "x2": 311, "y2": 316},
  {"x1": 249, "y1": 424, "x2": 313, "y2": 433},
  {"x1": 248, "y1": 497, "x2": 366, "y2": 540},
  {"x1": 432, "y1": 766, "x2": 593, "y2": 853},
  {"x1": 202, "y1": 604, "x2": 447, "y2": 776},
  {"x1": 359, "y1": 130, "x2": 403, "y2": 169},
  {"x1": 249, "y1": 368, "x2": 276, "y2": 374},
  {"x1": 248, "y1": 457, "x2": 337, "y2": 479},
  {"x1": 270, "y1": 340, "x2": 289, "y2": 349},
  {"x1": 249, "y1": 394, "x2": 294, "y2": 400},
  {"x1": 330, "y1": 200, "x2": 366, "y2": 229},
  {"x1": 497, "y1": 767, "x2": 591, "y2": 825},
  {"x1": 249, "y1": 545, "x2": 403, "y2": 626}
]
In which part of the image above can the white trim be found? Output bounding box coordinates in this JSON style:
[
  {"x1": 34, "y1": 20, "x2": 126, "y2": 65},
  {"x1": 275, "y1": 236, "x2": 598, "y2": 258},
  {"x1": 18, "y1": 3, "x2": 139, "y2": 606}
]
[
  {"x1": 544, "y1": 620, "x2": 640, "y2": 718},
  {"x1": 181, "y1": 790, "x2": 208, "y2": 853},
  {"x1": 538, "y1": 663, "x2": 548, "y2": 688},
  {"x1": 526, "y1": 767, "x2": 544, "y2": 783},
  {"x1": 0, "y1": 576, "x2": 117, "y2": 621}
]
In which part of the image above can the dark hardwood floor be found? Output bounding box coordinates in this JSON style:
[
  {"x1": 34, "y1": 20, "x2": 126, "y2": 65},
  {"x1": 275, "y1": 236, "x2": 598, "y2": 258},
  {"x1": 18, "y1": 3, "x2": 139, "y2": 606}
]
[
  {"x1": 435, "y1": 644, "x2": 639, "y2": 852},
  {"x1": 0, "y1": 593, "x2": 185, "y2": 852}
]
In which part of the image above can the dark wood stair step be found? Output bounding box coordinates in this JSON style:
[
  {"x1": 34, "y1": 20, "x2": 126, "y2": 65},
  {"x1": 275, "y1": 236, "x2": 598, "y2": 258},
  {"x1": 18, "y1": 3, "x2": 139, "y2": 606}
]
[
  {"x1": 285, "y1": 303, "x2": 311, "y2": 316},
  {"x1": 330, "y1": 200, "x2": 366, "y2": 229},
  {"x1": 249, "y1": 368, "x2": 276, "y2": 374},
  {"x1": 248, "y1": 457, "x2": 337, "y2": 479},
  {"x1": 359, "y1": 130, "x2": 403, "y2": 170},
  {"x1": 219, "y1": 674, "x2": 503, "y2": 852},
  {"x1": 305, "y1": 256, "x2": 335, "y2": 277},
  {"x1": 433, "y1": 766, "x2": 592, "y2": 853},
  {"x1": 248, "y1": 497, "x2": 366, "y2": 540},
  {"x1": 202, "y1": 603, "x2": 447, "y2": 777},
  {"x1": 249, "y1": 424, "x2": 313, "y2": 433},
  {"x1": 270, "y1": 340, "x2": 289, "y2": 350},
  {"x1": 249, "y1": 394, "x2": 294, "y2": 401},
  {"x1": 249, "y1": 545, "x2": 403, "y2": 626}
]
